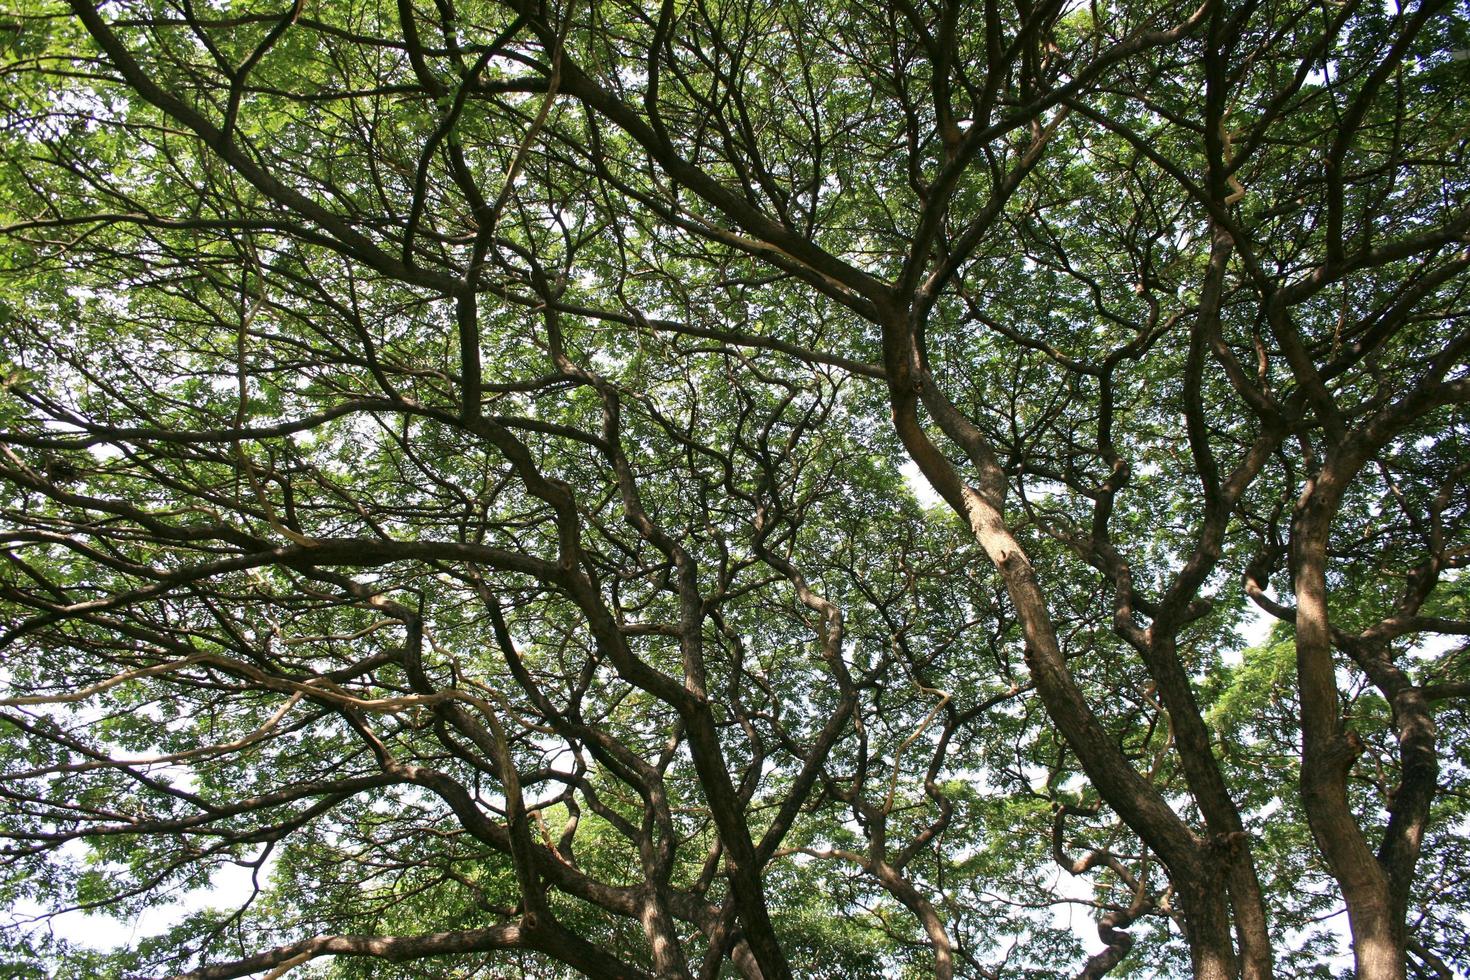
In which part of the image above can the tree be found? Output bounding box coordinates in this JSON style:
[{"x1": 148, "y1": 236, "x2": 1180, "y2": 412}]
[{"x1": 0, "y1": 0, "x2": 1467, "y2": 976}]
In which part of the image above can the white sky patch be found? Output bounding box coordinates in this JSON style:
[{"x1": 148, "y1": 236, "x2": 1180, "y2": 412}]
[
  {"x1": 900, "y1": 459, "x2": 943, "y2": 508},
  {"x1": 1227, "y1": 601, "x2": 1279, "y2": 667},
  {"x1": 12, "y1": 854, "x2": 267, "y2": 953}
]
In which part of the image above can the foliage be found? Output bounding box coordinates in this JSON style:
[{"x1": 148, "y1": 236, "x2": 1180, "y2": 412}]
[{"x1": 0, "y1": 0, "x2": 1467, "y2": 977}]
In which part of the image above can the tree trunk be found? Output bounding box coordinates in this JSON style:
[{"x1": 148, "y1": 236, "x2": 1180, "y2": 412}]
[{"x1": 1292, "y1": 463, "x2": 1405, "y2": 980}]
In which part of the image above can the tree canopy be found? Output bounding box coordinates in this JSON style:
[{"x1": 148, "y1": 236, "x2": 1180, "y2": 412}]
[{"x1": 0, "y1": 0, "x2": 1467, "y2": 977}]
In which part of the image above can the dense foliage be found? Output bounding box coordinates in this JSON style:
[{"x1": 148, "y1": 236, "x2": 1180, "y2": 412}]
[{"x1": 0, "y1": 0, "x2": 1467, "y2": 977}]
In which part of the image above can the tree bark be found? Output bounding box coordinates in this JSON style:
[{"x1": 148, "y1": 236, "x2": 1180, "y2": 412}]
[{"x1": 1292, "y1": 458, "x2": 1405, "y2": 980}]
